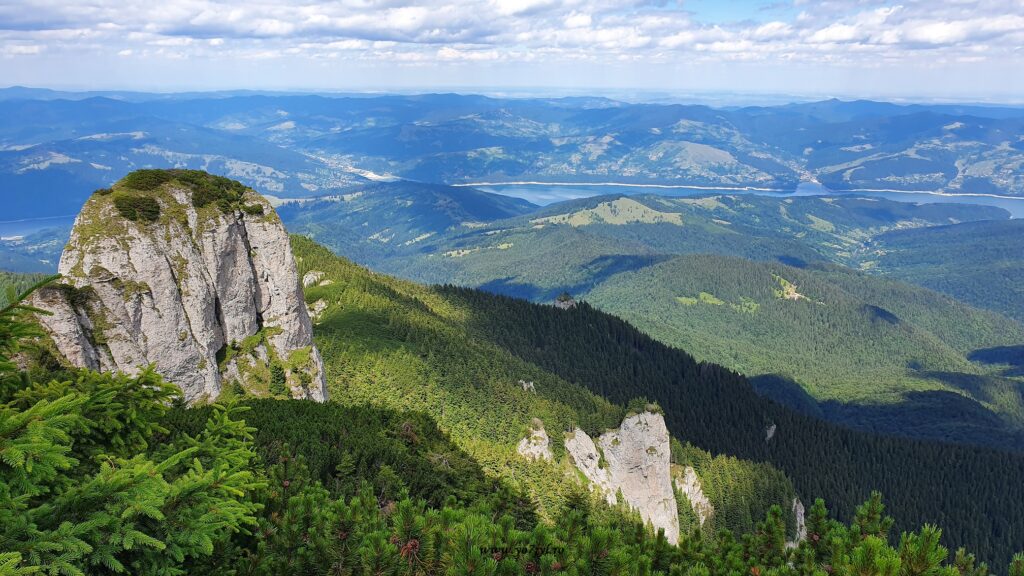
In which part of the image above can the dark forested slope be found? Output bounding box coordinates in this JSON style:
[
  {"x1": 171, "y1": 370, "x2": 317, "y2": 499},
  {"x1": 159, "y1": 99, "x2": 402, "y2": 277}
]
[{"x1": 438, "y1": 285, "x2": 1024, "y2": 568}]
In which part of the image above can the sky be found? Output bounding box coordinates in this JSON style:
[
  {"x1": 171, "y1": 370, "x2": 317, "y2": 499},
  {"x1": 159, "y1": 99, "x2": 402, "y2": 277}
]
[{"x1": 1, "y1": 0, "x2": 1023, "y2": 101}]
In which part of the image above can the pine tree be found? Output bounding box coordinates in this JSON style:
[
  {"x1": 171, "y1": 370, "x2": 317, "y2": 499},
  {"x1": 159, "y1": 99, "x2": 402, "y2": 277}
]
[{"x1": 0, "y1": 281, "x2": 262, "y2": 576}]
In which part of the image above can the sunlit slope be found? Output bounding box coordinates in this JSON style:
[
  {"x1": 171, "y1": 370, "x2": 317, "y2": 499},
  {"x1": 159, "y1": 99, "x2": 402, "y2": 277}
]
[{"x1": 586, "y1": 254, "x2": 1024, "y2": 442}]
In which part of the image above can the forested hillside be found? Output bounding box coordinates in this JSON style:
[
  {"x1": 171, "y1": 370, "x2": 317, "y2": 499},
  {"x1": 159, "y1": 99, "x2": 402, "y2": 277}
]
[
  {"x1": 288, "y1": 192, "x2": 1024, "y2": 450},
  {"x1": 585, "y1": 254, "x2": 1024, "y2": 448},
  {"x1": 865, "y1": 218, "x2": 1024, "y2": 323},
  {"x1": 289, "y1": 236, "x2": 796, "y2": 529},
  {"x1": 3, "y1": 238, "x2": 1024, "y2": 573},
  {"x1": 438, "y1": 285, "x2": 1024, "y2": 569}
]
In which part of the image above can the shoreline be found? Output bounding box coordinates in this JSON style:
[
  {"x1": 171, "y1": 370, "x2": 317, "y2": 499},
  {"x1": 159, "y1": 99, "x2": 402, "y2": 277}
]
[
  {"x1": 451, "y1": 181, "x2": 791, "y2": 192},
  {"x1": 454, "y1": 180, "x2": 1024, "y2": 201}
]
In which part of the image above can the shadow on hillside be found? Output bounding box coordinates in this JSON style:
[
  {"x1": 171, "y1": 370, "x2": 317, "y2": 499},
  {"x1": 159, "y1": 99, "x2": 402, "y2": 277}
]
[
  {"x1": 775, "y1": 255, "x2": 808, "y2": 269},
  {"x1": 749, "y1": 374, "x2": 824, "y2": 418},
  {"x1": 751, "y1": 373, "x2": 1024, "y2": 453},
  {"x1": 478, "y1": 254, "x2": 667, "y2": 303},
  {"x1": 915, "y1": 370, "x2": 1021, "y2": 406},
  {"x1": 478, "y1": 277, "x2": 546, "y2": 301},
  {"x1": 819, "y1": 390, "x2": 1024, "y2": 452},
  {"x1": 969, "y1": 345, "x2": 1024, "y2": 377}
]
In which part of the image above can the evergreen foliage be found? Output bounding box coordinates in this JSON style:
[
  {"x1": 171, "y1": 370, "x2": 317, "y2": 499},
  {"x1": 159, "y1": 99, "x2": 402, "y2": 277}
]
[
  {"x1": 1, "y1": 238, "x2": 1021, "y2": 574},
  {"x1": 111, "y1": 192, "x2": 161, "y2": 222},
  {"x1": 1, "y1": 280, "x2": 262, "y2": 575},
  {"x1": 435, "y1": 283, "x2": 1024, "y2": 570}
]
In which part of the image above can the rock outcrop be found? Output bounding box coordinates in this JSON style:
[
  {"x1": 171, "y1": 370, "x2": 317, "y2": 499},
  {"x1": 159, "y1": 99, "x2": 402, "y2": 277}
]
[
  {"x1": 30, "y1": 170, "x2": 328, "y2": 403},
  {"x1": 787, "y1": 498, "x2": 807, "y2": 549},
  {"x1": 565, "y1": 411, "x2": 679, "y2": 544},
  {"x1": 676, "y1": 466, "x2": 714, "y2": 527},
  {"x1": 517, "y1": 421, "x2": 553, "y2": 461}
]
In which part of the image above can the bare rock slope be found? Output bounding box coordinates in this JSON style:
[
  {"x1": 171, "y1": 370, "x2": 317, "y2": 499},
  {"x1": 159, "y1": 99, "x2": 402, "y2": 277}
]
[
  {"x1": 31, "y1": 169, "x2": 327, "y2": 402},
  {"x1": 565, "y1": 411, "x2": 680, "y2": 544}
]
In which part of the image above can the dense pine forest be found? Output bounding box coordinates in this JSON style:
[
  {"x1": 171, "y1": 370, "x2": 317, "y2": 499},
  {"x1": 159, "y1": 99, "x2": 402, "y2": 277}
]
[
  {"x1": 583, "y1": 253, "x2": 1024, "y2": 450},
  {"x1": 866, "y1": 219, "x2": 1024, "y2": 324},
  {"x1": 437, "y1": 285, "x2": 1024, "y2": 569},
  {"x1": 2, "y1": 239, "x2": 1024, "y2": 574},
  {"x1": 307, "y1": 192, "x2": 1024, "y2": 452}
]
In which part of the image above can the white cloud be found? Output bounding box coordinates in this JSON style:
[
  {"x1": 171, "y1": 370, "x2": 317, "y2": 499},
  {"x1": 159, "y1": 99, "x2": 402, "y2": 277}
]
[
  {"x1": 0, "y1": 0, "x2": 1022, "y2": 95},
  {"x1": 564, "y1": 12, "x2": 591, "y2": 28},
  {"x1": 2, "y1": 44, "x2": 44, "y2": 55},
  {"x1": 437, "y1": 46, "x2": 500, "y2": 60}
]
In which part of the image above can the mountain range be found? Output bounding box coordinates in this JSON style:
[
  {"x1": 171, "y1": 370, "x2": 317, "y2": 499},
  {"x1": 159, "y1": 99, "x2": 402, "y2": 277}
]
[
  {"x1": 4, "y1": 169, "x2": 1024, "y2": 575},
  {"x1": 3, "y1": 91, "x2": 1024, "y2": 225}
]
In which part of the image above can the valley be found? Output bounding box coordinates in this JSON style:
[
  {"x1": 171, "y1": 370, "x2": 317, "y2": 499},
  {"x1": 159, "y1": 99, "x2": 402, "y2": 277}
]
[{"x1": 278, "y1": 187, "x2": 1024, "y2": 452}]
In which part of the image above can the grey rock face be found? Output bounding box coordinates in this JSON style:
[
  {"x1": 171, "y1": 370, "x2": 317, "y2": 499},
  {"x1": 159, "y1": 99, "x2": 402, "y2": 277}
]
[
  {"x1": 676, "y1": 466, "x2": 714, "y2": 527},
  {"x1": 31, "y1": 177, "x2": 327, "y2": 403},
  {"x1": 565, "y1": 412, "x2": 680, "y2": 544},
  {"x1": 787, "y1": 498, "x2": 807, "y2": 549},
  {"x1": 517, "y1": 424, "x2": 553, "y2": 461},
  {"x1": 565, "y1": 426, "x2": 613, "y2": 494}
]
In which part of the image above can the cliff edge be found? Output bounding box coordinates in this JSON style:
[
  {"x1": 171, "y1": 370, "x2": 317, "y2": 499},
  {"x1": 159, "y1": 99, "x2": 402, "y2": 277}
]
[{"x1": 30, "y1": 169, "x2": 327, "y2": 403}]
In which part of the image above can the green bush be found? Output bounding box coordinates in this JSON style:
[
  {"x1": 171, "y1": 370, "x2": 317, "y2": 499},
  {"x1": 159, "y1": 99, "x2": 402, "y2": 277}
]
[
  {"x1": 242, "y1": 203, "x2": 265, "y2": 216},
  {"x1": 113, "y1": 192, "x2": 161, "y2": 222},
  {"x1": 174, "y1": 169, "x2": 249, "y2": 213},
  {"x1": 120, "y1": 169, "x2": 174, "y2": 191},
  {"x1": 93, "y1": 187, "x2": 113, "y2": 196}
]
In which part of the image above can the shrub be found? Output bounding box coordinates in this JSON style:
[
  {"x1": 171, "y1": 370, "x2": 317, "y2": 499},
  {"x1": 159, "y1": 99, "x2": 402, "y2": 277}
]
[
  {"x1": 120, "y1": 169, "x2": 174, "y2": 191},
  {"x1": 241, "y1": 203, "x2": 264, "y2": 216},
  {"x1": 113, "y1": 192, "x2": 161, "y2": 222},
  {"x1": 93, "y1": 188, "x2": 113, "y2": 196},
  {"x1": 269, "y1": 363, "x2": 288, "y2": 396},
  {"x1": 174, "y1": 169, "x2": 249, "y2": 213}
]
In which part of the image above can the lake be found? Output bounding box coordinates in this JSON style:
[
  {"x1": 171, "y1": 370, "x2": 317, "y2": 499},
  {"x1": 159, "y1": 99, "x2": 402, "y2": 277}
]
[{"x1": 474, "y1": 182, "x2": 1024, "y2": 218}]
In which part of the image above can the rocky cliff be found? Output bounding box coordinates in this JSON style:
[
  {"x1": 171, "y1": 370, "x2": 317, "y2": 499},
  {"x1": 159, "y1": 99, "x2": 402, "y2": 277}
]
[
  {"x1": 565, "y1": 411, "x2": 679, "y2": 544},
  {"x1": 676, "y1": 466, "x2": 714, "y2": 527},
  {"x1": 30, "y1": 169, "x2": 327, "y2": 403},
  {"x1": 517, "y1": 420, "x2": 553, "y2": 461}
]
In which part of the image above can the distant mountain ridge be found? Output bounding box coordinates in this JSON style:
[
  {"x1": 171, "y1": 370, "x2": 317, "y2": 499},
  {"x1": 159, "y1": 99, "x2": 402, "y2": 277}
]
[{"x1": 4, "y1": 91, "x2": 1024, "y2": 222}]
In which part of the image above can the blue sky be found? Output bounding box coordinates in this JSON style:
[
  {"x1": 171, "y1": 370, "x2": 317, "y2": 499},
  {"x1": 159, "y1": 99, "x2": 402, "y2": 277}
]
[{"x1": 0, "y1": 0, "x2": 1022, "y2": 101}]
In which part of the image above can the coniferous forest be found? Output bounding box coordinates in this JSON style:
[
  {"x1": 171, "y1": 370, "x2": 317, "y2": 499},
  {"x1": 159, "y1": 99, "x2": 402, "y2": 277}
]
[
  {"x1": 3, "y1": 239, "x2": 1024, "y2": 575},
  {"x1": 439, "y1": 286, "x2": 1024, "y2": 569}
]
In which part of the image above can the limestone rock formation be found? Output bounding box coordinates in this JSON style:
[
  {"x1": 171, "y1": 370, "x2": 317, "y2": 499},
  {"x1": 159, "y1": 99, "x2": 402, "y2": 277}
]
[
  {"x1": 565, "y1": 411, "x2": 680, "y2": 544},
  {"x1": 30, "y1": 170, "x2": 328, "y2": 403},
  {"x1": 787, "y1": 498, "x2": 807, "y2": 549},
  {"x1": 564, "y1": 426, "x2": 613, "y2": 492},
  {"x1": 517, "y1": 422, "x2": 553, "y2": 461},
  {"x1": 676, "y1": 466, "x2": 714, "y2": 527},
  {"x1": 306, "y1": 299, "x2": 328, "y2": 322}
]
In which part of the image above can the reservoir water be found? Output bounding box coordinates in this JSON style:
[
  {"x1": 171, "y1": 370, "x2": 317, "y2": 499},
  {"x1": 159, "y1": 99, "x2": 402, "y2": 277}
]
[{"x1": 474, "y1": 181, "x2": 1024, "y2": 218}]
